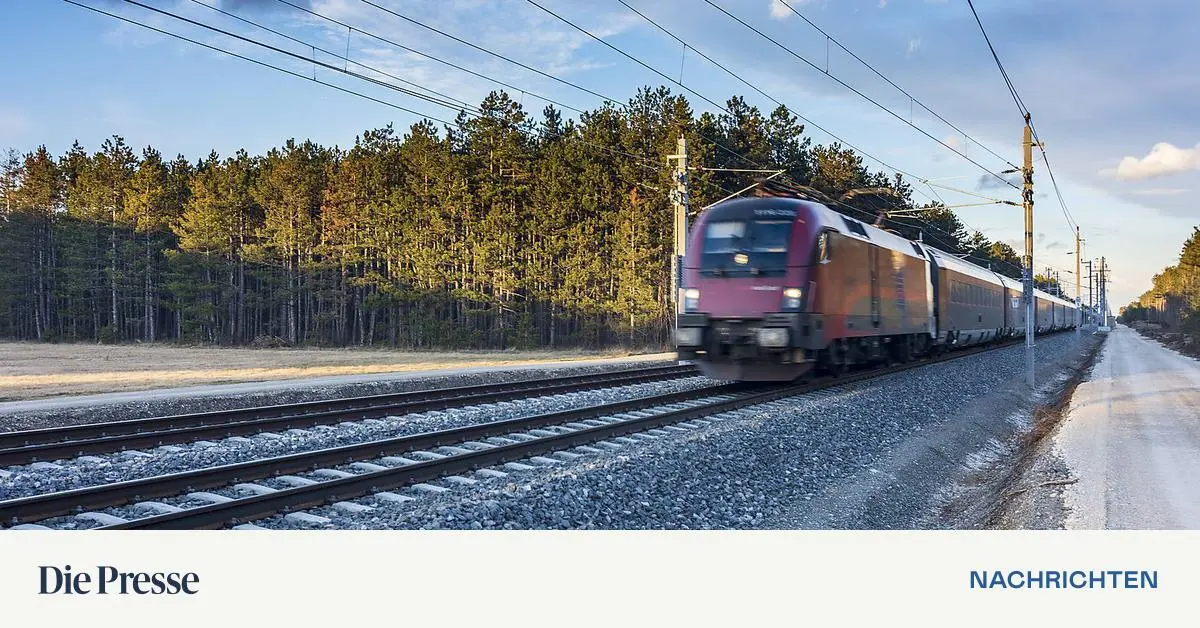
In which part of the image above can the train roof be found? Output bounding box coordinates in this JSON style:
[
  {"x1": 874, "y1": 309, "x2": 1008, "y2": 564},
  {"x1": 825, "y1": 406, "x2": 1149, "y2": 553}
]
[
  {"x1": 804, "y1": 201, "x2": 931, "y2": 261},
  {"x1": 922, "y1": 245, "x2": 1007, "y2": 285},
  {"x1": 991, "y1": 271, "x2": 1023, "y2": 292},
  {"x1": 699, "y1": 199, "x2": 1078, "y2": 311},
  {"x1": 1036, "y1": 290, "x2": 1077, "y2": 308}
]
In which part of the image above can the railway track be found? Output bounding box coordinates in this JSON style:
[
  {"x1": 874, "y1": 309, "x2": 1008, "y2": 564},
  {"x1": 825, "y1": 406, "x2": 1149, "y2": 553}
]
[
  {"x1": 0, "y1": 363, "x2": 697, "y2": 467},
  {"x1": 0, "y1": 337, "x2": 1046, "y2": 530},
  {"x1": 1, "y1": 381, "x2": 755, "y2": 528}
]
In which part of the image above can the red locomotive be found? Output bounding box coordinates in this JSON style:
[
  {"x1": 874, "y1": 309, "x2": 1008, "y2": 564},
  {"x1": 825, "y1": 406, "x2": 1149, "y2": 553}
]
[{"x1": 674, "y1": 197, "x2": 1077, "y2": 381}]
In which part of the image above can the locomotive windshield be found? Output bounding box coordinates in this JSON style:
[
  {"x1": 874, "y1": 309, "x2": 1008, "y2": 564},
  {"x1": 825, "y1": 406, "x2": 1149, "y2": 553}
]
[{"x1": 700, "y1": 219, "x2": 792, "y2": 276}]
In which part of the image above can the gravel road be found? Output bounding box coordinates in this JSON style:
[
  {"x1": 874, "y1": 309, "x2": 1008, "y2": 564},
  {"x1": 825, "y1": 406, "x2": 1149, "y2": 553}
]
[{"x1": 1057, "y1": 325, "x2": 1200, "y2": 529}]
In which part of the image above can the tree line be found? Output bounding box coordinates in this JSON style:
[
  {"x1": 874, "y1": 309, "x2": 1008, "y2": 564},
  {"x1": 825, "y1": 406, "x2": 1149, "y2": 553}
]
[
  {"x1": 0, "y1": 87, "x2": 1025, "y2": 349},
  {"x1": 1120, "y1": 228, "x2": 1200, "y2": 330}
]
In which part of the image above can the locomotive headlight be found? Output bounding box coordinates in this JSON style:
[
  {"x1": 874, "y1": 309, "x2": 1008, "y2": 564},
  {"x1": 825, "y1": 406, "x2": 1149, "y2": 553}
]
[
  {"x1": 757, "y1": 327, "x2": 789, "y2": 348},
  {"x1": 781, "y1": 287, "x2": 803, "y2": 311},
  {"x1": 683, "y1": 288, "x2": 700, "y2": 312}
]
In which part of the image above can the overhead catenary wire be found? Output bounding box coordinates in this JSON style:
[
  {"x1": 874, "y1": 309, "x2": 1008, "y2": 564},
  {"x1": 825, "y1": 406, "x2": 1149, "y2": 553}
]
[
  {"x1": 336, "y1": 0, "x2": 753, "y2": 191},
  {"x1": 965, "y1": 0, "x2": 1078, "y2": 233},
  {"x1": 74, "y1": 0, "x2": 1020, "y2": 263},
  {"x1": 612, "y1": 0, "x2": 994, "y2": 246},
  {"x1": 702, "y1": 0, "x2": 1019, "y2": 192},
  {"x1": 63, "y1": 0, "x2": 672, "y2": 178},
  {"x1": 541, "y1": 2, "x2": 1069, "y2": 284},
  {"x1": 772, "y1": 0, "x2": 1019, "y2": 171},
  {"x1": 119, "y1": 0, "x2": 469, "y2": 113},
  {"x1": 187, "y1": 0, "x2": 479, "y2": 114},
  {"x1": 271, "y1": 0, "x2": 588, "y2": 118},
  {"x1": 521, "y1": 0, "x2": 802, "y2": 173},
  {"x1": 343, "y1": 0, "x2": 978, "y2": 223},
  {"x1": 261, "y1": 0, "x2": 748, "y2": 193},
  {"x1": 607, "y1": 0, "x2": 1021, "y2": 240},
  {"x1": 523, "y1": 0, "x2": 975, "y2": 228},
  {"x1": 965, "y1": 0, "x2": 1027, "y2": 120},
  {"x1": 615, "y1": 0, "x2": 928, "y2": 189}
]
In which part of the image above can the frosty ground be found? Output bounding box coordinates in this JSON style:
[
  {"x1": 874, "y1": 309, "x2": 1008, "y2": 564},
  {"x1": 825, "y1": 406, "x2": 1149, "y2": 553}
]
[
  {"x1": 1054, "y1": 325, "x2": 1200, "y2": 529},
  {"x1": 0, "y1": 341, "x2": 660, "y2": 401}
]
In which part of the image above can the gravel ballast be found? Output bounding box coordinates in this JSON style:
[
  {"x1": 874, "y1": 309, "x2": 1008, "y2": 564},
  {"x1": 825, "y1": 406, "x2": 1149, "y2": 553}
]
[
  {"x1": 0, "y1": 376, "x2": 715, "y2": 502},
  {"x1": 256, "y1": 332, "x2": 1100, "y2": 530}
]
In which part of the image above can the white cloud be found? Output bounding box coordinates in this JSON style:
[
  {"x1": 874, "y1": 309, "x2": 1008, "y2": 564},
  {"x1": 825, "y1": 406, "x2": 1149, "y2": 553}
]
[
  {"x1": 879, "y1": 0, "x2": 889, "y2": 7},
  {"x1": 770, "y1": 0, "x2": 793, "y2": 20},
  {"x1": 905, "y1": 38, "x2": 922, "y2": 58},
  {"x1": 1131, "y1": 188, "x2": 1189, "y2": 196},
  {"x1": 1100, "y1": 142, "x2": 1200, "y2": 180}
]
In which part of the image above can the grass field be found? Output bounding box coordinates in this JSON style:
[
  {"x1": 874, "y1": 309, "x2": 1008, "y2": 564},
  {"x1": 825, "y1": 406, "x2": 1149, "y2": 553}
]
[{"x1": 0, "y1": 342, "x2": 653, "y2": 401}]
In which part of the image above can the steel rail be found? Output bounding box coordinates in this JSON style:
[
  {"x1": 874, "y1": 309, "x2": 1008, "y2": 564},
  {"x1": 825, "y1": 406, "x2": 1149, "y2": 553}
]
[
  {"x1": 0, "y1": 364, "x2": 696, "y2": 467},
  {"x1": 108, "y1": 383, "x2": 798, "y2": 529},
  {"x1": 0, "y1": 382, "x2": 752, "y2": 526}
]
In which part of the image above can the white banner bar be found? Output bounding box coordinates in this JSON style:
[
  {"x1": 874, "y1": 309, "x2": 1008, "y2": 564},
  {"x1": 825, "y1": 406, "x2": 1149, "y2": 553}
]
[{"x1": 0, "y1": 531, "x2": 1190, "y2": 626}]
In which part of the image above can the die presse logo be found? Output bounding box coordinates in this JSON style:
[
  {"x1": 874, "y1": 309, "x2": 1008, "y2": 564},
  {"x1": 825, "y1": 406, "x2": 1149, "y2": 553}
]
[{"x1": 38, "y1": 565, "x2": 200, "y2": 595}]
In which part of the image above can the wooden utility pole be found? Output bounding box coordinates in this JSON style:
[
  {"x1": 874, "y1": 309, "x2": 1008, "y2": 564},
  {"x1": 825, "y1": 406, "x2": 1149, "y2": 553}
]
[
  {"x1": 667, "y1": 136, "x2": 689, "y2": 331},
  {"x1": 1022, "y1": 114, "x2": 1037, "y2": 388}
]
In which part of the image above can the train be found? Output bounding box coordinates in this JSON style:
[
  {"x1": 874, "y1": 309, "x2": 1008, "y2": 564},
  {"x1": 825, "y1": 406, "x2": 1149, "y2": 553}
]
[{"x1": 674, "y1": 196, "x2": 1078, "y2": 381}]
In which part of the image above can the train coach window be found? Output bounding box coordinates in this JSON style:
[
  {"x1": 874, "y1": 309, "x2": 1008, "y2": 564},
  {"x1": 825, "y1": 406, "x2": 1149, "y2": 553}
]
[{"x1": 817, "y1": 232, "x2": 831, "y2": 263}]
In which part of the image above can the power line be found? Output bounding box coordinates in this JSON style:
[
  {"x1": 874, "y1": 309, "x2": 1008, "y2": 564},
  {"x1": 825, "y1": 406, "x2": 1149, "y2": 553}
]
[
  {"x1": 343, "y1": 0, "x2": 978, "y2": 219},
  {"x1": 64, "y1": 0, "x2": 669, "y2": 177},
  {"x1": 342, "y1": 0, "x2": 771, "y2": 181},
  {"x1": 264, "y1": 0, "x2": 730, "y2": 188},
  {"x1": 703, "y1": 0, "x2": 1019, "y2": 192},
  {"x1": 366, "y1": 2, "x2": 1043, "y2": 280},
  {"x1": 188, "y1": 0, "x2": 479, "y2": 114},
  {"x1": 272, "y1": 0, "x2": 587, "y2": 117},
  {"x1": 74, "y1": 0, "x2": 1015, "y2": 256},
  {"x1": 965, "y1": 0, "x2": 1027, "y2": 120},
  {"x1": 1036, "y1": 145, "x2": 1078, "y2": 230},
  {"x1": 614, "y1": 0, "x2": 925, "y2": 191},
  {"x1": 966, "y1": 0, "x2": 1077, "y2": 233},
  {"x1": 65, "y1": 1, "x2": 451, "y2": 125},
  {"x1": 354, "y1": 0, "x2": 620, "y2": 109},
  {"x1": 611, "y1": 0, "x2": 996, "y2": 242},
  {"x1": 524, "y1": 0, "x2": 976, "y2": 224},
  {"x1": 119, "y1": 0, "x2": 469, "y2": 113},
  {"x1": 773, "y1": 0, "x2": 1019, "y2": 171}
]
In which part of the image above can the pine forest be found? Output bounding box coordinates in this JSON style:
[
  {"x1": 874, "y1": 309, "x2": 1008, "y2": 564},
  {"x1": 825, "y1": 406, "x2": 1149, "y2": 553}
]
[{"x1": 0, "y1": 87, "x2": 1026, "y2": 349}]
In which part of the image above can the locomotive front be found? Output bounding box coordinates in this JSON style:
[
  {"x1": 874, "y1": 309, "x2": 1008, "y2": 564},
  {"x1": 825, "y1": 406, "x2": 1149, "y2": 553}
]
[{"x1": 674, "y1": 197, "x2": 819, "y2": 381}]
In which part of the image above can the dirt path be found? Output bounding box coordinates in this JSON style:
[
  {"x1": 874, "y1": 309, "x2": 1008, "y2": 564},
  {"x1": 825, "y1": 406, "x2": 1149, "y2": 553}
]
[{"x1": 0, "y1": 342, "x2": 657, "y2": 401}]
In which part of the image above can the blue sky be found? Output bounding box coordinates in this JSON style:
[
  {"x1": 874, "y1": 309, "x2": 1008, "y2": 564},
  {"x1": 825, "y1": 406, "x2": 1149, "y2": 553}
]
[{"x1": 3, "y1": 0, "x2": 1197, "y2": 308}]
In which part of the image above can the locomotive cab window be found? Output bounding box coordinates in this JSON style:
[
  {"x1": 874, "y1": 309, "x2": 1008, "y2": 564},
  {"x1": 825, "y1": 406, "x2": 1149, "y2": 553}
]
[{"x1": 700, "y1": 219, "x2": 793, "y2": 276}]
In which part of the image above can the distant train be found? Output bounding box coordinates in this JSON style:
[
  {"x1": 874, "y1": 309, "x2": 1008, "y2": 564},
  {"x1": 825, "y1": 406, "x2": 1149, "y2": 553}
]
[{"x1": 674, "y1": 197, "x2": 1077, "y2": 381}]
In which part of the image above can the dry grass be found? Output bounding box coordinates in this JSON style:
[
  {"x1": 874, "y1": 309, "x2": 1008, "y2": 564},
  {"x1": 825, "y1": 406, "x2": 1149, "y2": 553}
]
[{"x1": 0, "y1": 342, "x2": 653, "y2": 401}]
